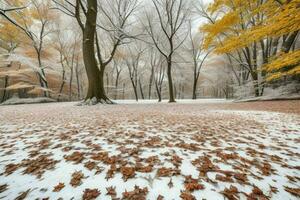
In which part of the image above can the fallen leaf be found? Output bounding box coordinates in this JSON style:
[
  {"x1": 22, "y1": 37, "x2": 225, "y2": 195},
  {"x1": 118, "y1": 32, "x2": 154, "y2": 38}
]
[
  {"x1": 53, "y1": 183, "x2": 65, "y2": 192},
  {"x1": 82, "y1": 188, "x2": 100, "y2": 200}
]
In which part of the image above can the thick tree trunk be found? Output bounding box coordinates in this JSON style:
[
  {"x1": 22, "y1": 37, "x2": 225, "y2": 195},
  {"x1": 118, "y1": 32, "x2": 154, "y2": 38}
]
[
  {"x1": 166, "y1": 59, "x2": 175, "y2": 102},
  {"x1": 82, "y1": 0, "x2": 112, "y2": 104}
]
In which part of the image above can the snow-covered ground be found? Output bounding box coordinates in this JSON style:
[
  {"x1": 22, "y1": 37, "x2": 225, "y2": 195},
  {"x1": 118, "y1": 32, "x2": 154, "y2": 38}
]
[
  {"x1": 0, "y1": 101, "x2": 299, "y2": 200},
  {"x1": 113, "y1": 99, "x2": 232, "y2": 104}
]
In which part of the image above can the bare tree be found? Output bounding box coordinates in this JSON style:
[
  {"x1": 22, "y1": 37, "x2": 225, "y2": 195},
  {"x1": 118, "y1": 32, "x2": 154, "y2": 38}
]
[
  {"x1": 1, "y1": 0, "x2": 55, "y2": 97},
  {"x1": 53, "y1": 0, "x2": 139, "y2": 104},
  {"x1": 125, "y1": 45, "x2": 145, "y2": 101},
  {"x1": 144, "y1": 0, "x2": 190, "y2": 103},
  {"x1": 186, "y1": 22, "x2": 211, "y2": 99}
]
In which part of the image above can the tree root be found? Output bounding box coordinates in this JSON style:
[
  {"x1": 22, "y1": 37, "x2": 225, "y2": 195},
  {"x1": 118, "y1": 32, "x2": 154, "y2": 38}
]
[{"x1": 76, "y1": 97, "x2": 115, "y2": 106}]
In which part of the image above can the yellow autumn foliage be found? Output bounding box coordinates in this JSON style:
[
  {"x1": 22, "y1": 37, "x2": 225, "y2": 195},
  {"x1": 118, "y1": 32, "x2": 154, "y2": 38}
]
[
  {"x1": 201, "y1": 0, "x2": 300, "y2": 82},
  {"x1": 0, "y1": 0, "x2": 33, "y2": 49},
  {"x1": 214, "y1": 0, "x2": 300, "y2": 53},
  {"x1": 264, "y1": 50, "x2": 300, "y2": 81}
]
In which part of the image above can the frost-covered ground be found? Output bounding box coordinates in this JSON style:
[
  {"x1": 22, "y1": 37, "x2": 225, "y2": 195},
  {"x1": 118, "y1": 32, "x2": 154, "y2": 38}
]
[{"x1": 0, "y1": 100, "x2": 299, "y2": 200}]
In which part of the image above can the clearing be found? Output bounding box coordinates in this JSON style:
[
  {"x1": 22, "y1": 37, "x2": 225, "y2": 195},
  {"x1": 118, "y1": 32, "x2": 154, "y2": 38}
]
[{"x1": 0, "y1": 100, "x2": 299, "y2": 200}]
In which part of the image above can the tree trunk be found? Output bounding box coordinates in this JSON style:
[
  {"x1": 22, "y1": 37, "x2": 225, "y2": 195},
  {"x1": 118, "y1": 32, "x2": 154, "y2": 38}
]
[
  {"x1": 251, "y1": 72, "x2": 260, "y2": 97},
  {"x1": 69, "y1": 65, "x2": 74, "y2": 101},
  {"x1": 192, "y1": 76, "x2": 198, "y2": 99},
  {"x1": 37, "y1": 53, "x2": 49, "y2": 97},
  {"x1": 58, "y1": 69, "x2": 66, "y2": 101},
  {"x1": 166, "y1": 59, "x2": 175, "y2": 102},
  {"x1": 139, "y1": 78, "x2": 145, "y2": 100},
  {"x1": 1, "y1": 75, "x2": 8, "y2": 103},
  {"x1": 155, "y1": 81, "x2": 162, "y2": 102},
  {"x1": 105, "y1": 72, "x2": 110, "y2": 96},
  {"x1": 75, "y1": 58, "x2": 81, "y2": 100},
  {"x1": 122, "y1": 83, "x2": 125, "y2": 100},
  {"x1": 114, "y1": 71, "x2": 120, "y2": 100},
  {"x1": 130, "y1": 78, "x2": 138, "y2": 101},
  {"x1": 148, "y1": 66, "x2": 154, "y2": 99},
  {"x1": 281, "y1": 31, "x2": 299, "y2": 53},
  {"x1": 82, "y1": 0, "x2": 112, "y2": 104}
]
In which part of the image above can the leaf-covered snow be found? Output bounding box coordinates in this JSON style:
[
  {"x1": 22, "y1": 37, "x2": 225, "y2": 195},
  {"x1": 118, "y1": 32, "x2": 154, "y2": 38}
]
[{"x1": 0, "y1": 101, "x2": 299, "y2": 199}]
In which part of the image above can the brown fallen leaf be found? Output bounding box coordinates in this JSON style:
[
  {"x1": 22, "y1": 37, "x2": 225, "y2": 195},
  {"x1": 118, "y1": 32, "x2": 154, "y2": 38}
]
[
  {"x1": 221, "y1": 185, "x2": 239, "y2": 200},
  {"x1": 247, "y1": 186, "x2": 268, "y2": 200},
  {"x1": 82, "y1": 188, "x2": 100, "y2": 200},
  {"x1": 22, "y1": 155, "x2": 59, "y2": 178},
  {"x1": 234, "y1": 173, "x2": 248, "y2": 183},
  {"x1": 4, "y1": 164, "x2": 19, "y2": 175},
  {"x1": 157, "y1": 167, "x2": 180, "y2": 177},
  {"x1": 70, "y1": 171, "x2": 84, "y2": 187},
  {"x1": 84, "y1": 161, "x2": 96, "y2": 171},
  {"x1": 122, "y1": 185, "x2": 148, "y2": 200},
  {"x1": 0, "y1": 184, "x2": 8, "y2": 193},
  {"x1": 15, "y1": 189, "x2": 30, "y2": 200},
  {"x1": 269, "y1": 185, "x2": 278, "y2": 194},
  {"x1": 261, "y1": 162, "x2": 272, "y2": 176},
  {"x1": 135, "y1": 163, "x2": 153, "y2": 173},
  {"x1": 215, "y1": 174, "x2": 234, "y2": 183},
  {"x1": 180, "y1": 190, "x2": 196, "y2": 200},
  {"x1": 53, "y1": 182, "x2": 65, "y2": 192},
  {"x1": 64, "y1": 151, "x2": 84, "y2": 163},
  {"x1": 106, "y1": 186, "x2": 117, "y2": 198},
  {"x1": 194, "y1": 156, "x2": 218, "y2": 177},
  {"x1": 106, "y1": 164, "x2": 116, "y2": 180},
  {"x1": 184, "y1": 176, "x2": 205, "y2": 191},
  {"x1": 171, "y1": 154, "x2": 182, "y2": 167},
  {"x1": 145, "y1": 156, "x2": 160, "y2": 165},
  {"x1": 121, "y1": 166, "x2": 136, "y2": 181},
  {"x1": 284, "y1": 186, "x2": 300, "y2": 197}
]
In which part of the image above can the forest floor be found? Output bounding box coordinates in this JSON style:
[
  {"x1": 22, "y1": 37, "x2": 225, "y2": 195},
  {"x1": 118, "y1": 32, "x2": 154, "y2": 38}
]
[{"x1": 0, "y1": 100, "x2": 299, "y2": 200}]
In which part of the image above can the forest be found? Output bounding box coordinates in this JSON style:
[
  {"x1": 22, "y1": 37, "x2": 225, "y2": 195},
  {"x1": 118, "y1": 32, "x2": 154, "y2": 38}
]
[
  {"x1": 0, "y1": 0, "x2": 299, "y2": 200},
  {"x1": 0, "y1": 0, "x2": 299, "y2": 104}
]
